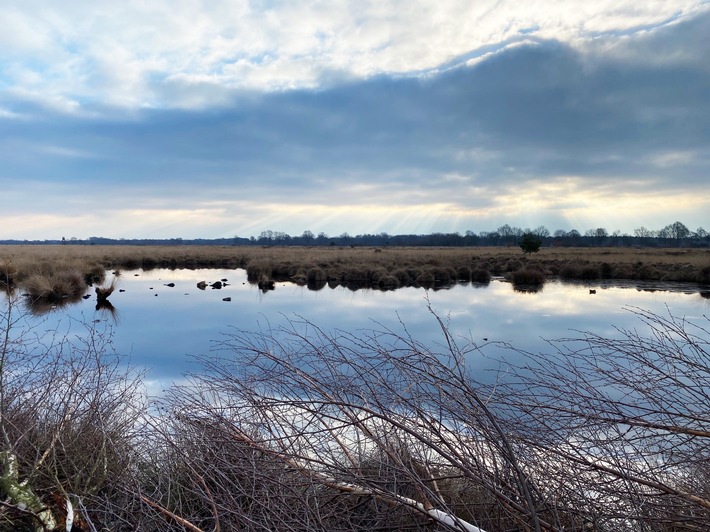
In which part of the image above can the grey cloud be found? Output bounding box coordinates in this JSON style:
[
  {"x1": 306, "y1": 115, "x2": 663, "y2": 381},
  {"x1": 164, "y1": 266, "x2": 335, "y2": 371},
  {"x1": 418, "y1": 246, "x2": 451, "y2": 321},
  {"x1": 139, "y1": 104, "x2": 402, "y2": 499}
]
[{"x1": 2, "y1": 10, "x2": 709, "y2": 202}]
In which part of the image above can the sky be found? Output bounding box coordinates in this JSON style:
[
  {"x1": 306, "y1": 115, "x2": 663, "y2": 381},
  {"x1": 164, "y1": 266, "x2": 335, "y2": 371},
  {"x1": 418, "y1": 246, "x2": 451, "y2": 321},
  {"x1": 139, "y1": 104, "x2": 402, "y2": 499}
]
[{"x1": 1, "y1": 1, "x2": 709, "y2": 240}]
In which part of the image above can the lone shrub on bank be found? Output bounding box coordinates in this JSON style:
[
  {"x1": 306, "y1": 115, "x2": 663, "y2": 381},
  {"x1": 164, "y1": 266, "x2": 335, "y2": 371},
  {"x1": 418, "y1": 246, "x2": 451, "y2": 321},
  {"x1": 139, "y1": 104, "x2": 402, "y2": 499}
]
[{"x1": 519, "y1": 232, "x2": 542, "y2": 254}]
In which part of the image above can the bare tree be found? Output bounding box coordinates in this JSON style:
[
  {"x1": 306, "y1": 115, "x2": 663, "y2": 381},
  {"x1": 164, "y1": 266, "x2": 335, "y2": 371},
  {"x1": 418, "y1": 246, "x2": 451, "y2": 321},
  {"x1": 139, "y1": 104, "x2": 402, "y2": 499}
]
[
  {"x1": 1, "y1": 293, "x2": 147, "y2": 530},
  {"x1": 150, "y1": 306, "x2": 710, "y2": 532},
  {"x1": 4, "y1": 287, "x2": 708, "y2": 531},
  {"x1": 153, "y1": 309, "x2": 580, "y2": 532},
  {"x1": 495, "y1": 307, "x2": 710, "y2": 531}
]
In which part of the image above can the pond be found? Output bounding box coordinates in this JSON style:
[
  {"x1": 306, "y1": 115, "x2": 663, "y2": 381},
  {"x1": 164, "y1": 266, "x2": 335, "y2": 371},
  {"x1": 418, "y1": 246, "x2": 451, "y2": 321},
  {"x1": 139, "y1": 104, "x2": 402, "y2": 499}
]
[{"x1": 4, "y1": 268, "x2": 709, "y2": 390}]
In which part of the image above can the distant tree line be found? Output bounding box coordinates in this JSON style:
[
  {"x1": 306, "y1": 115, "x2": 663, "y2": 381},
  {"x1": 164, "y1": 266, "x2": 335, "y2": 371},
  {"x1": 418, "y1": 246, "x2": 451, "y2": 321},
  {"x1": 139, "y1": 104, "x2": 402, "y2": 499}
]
[
  {"x1": 1, "y1": 221, "x2": 708, "y2": 248},
  {"x1": 239, "y1": 221, "x2": 708, "y2": 248}
]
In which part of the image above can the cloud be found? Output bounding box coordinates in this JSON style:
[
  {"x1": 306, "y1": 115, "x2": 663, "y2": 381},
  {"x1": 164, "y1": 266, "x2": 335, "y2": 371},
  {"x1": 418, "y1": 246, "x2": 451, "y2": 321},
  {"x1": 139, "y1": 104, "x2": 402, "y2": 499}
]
[
  {"x1": 1, "y1": 4, "x2": 709, "y2": 238},
  {"x1": 1, "y1": 1, "x2": 705, "y2": 110}
]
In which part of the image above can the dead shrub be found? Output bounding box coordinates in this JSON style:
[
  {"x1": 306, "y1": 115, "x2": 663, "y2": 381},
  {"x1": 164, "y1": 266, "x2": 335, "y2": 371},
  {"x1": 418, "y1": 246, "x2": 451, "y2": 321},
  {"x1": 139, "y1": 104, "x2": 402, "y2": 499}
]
[
  {"x1": 119, "y1": 257, "x2": 141, "y2": 270},
  {"x1": 306, "y1": 268, "x2": 328, "y2": 283},
  {"x1": 471, "y1": 268, "x2": 491, "y2": 284},
  {"x1": 612, "y1": 264, "x2": 634, "y2": 279},
  {"x1": 141, "y1": 257, "x2": 158, "y2": 270},
  {"x1": 377, "y1": 275, "x2": 400, "y2": 289},
  {"x1": 559, "y1": 264, "x2": 580, "y2": 279},
  {"x1": 511, "y1": 268, "x2": 546, "y2": 287},
  {"x1": 698, "y1": 266, "x2": 710, "y2": 284},
  {"x1": 1, "y1": 300, "x2": 146, "y2": 530},
  {"x1": 368, "y1": 267, "x2": 390, "y2": 284},
  {"x1": 488, "y1": 259, "x2": 504, "y2": 275},
  {"x1": 579, "y1": 266, "x2": 600, "y2": 280},
  {"x1": 505, "y1": 260, "x2": 523, "y2": 272},
  {"x1": 391, "y1": 269, "x2": 411, "y2": 285},
  {"x1": 428, "y1": 266, "x2": 456, "y2": 284},
  {"x1": 271, "y1": 262, "x2": 294, "y2": 278},
  {"x1": 246, "y1": 263, "x2": 267, "y2": 280},
  {"x1": 636, "y1": 264, "x2": 660, "y2": 280},
  {"x1": 456, "y1": 266, "x2": 472, "y2": 281},
  {"x1": 0, "y1": 261, "x2": 17, "y2": 286},
  {"x1": 415, "y1": 271, "x2": 435, "y2": 288},
  {"x1": 343, "y1": 267, "x2": 367, "y2": 283},
  {"x1": 600, "y1": 262, "x2": 613, "y2": 279},
  {"x1": 84, "y1": 264, "x2": 106, "y2": 285}
]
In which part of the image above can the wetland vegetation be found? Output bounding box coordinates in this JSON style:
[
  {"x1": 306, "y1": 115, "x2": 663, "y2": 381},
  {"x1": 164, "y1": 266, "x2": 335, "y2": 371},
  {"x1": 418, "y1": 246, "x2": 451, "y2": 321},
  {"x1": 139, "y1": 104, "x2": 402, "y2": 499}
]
[
  {"x1": 1, "y1": 244, "x2": 709, "y2": 305},
  {"x1": 1, "y1": 243, "x2": 709, "y2": 530}
]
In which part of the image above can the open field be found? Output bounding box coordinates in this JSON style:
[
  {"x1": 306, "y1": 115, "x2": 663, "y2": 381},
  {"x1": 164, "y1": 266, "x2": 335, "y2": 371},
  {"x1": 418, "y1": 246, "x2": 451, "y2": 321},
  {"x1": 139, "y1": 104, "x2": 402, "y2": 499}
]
[{"x1": 1, "y1": 245, "x2": 710, "y2": 300}]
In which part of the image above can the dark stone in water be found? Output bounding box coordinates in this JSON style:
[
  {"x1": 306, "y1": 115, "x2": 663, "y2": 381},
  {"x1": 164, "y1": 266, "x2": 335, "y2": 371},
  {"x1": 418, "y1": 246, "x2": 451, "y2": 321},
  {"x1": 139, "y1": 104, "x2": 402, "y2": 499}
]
[
  {"x1": 210, "y1": 281, "x2": 223, "y2": 289},
  {"x1": 165, "y1": 282, "x2": 175, "y2": 287},
  {"x1": 82, "y1": 294, "x2": 91, "y2": 299},
  {"x1": 222, "y1": 297, "x2": 232, "y2": 302}
]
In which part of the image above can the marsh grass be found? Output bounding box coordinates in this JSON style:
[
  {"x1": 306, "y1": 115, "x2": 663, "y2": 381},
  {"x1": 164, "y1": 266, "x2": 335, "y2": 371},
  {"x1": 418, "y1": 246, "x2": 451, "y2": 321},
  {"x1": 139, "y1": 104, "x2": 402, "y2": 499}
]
[
  {"x1": 1, "y1": 245, "x2": 709, "y2": 302},
  {"x1": 23, "y1": 269, "x2": 87, "y2": 301}
]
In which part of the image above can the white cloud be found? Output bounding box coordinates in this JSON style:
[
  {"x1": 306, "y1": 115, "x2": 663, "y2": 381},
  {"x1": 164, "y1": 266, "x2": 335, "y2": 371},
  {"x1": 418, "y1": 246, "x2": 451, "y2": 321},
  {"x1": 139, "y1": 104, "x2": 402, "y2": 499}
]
[
  {"x1": 0, "y1": 107, "x2": 25, "y2": 120},
  {"x1": 2, "y1": 1, "x2": 706, "y2": 110}
]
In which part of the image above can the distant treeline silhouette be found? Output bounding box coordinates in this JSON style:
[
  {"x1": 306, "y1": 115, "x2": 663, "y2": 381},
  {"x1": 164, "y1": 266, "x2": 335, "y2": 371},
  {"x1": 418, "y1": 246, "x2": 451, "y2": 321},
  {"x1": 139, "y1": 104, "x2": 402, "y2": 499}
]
[{"x1": 2, "y1": 221, "x2": 708, "y2": 247}]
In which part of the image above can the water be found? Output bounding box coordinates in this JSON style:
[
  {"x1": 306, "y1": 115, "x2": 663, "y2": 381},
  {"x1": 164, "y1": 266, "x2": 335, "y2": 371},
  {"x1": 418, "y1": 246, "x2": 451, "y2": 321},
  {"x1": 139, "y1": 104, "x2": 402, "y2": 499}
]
[{"x1": 4, "y1": 268, "x2": 709, "y2": 389}]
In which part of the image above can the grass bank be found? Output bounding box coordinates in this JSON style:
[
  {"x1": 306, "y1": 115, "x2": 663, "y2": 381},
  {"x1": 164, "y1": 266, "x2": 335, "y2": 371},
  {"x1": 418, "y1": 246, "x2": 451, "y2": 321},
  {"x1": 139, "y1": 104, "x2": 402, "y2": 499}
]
[{"x1": 2, "y1": 245, "x2": 709, "y2": 301}]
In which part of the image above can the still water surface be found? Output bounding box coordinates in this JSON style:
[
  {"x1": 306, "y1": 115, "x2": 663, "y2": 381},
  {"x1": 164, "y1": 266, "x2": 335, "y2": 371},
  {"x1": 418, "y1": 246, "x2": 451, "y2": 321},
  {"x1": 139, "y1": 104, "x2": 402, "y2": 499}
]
[{"x1": 7, "y1": 268, "x2": 710, "y2": 388}]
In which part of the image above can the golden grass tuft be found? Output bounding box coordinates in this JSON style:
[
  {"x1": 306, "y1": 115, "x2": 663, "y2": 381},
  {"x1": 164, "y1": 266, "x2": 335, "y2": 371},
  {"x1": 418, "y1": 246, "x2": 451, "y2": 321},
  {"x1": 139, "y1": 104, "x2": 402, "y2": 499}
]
[
  {"x1": 22, "y1": 269, "x2": 87, "y2": 301},
  {"x1": 0, "y1": 260, "x2": 17, "y2": 286}
]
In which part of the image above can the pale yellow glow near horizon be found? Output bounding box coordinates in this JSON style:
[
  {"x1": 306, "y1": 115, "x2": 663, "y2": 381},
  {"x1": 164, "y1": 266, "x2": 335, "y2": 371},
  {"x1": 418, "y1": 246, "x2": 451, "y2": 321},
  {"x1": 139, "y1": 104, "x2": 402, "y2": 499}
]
[
  {"x1": 3, "y1": 183, "x2": 707, "y2": 240},
  {"x1": 486, "y1": 177, "x2": 709, "y2": 229}
]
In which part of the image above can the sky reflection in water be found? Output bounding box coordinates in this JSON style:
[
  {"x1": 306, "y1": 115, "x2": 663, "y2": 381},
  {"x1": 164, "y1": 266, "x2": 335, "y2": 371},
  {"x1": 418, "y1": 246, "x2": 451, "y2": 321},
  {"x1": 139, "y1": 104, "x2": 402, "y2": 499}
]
[{"x1": 5, "y1": 269, "x2": 709, "y2": 388}]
